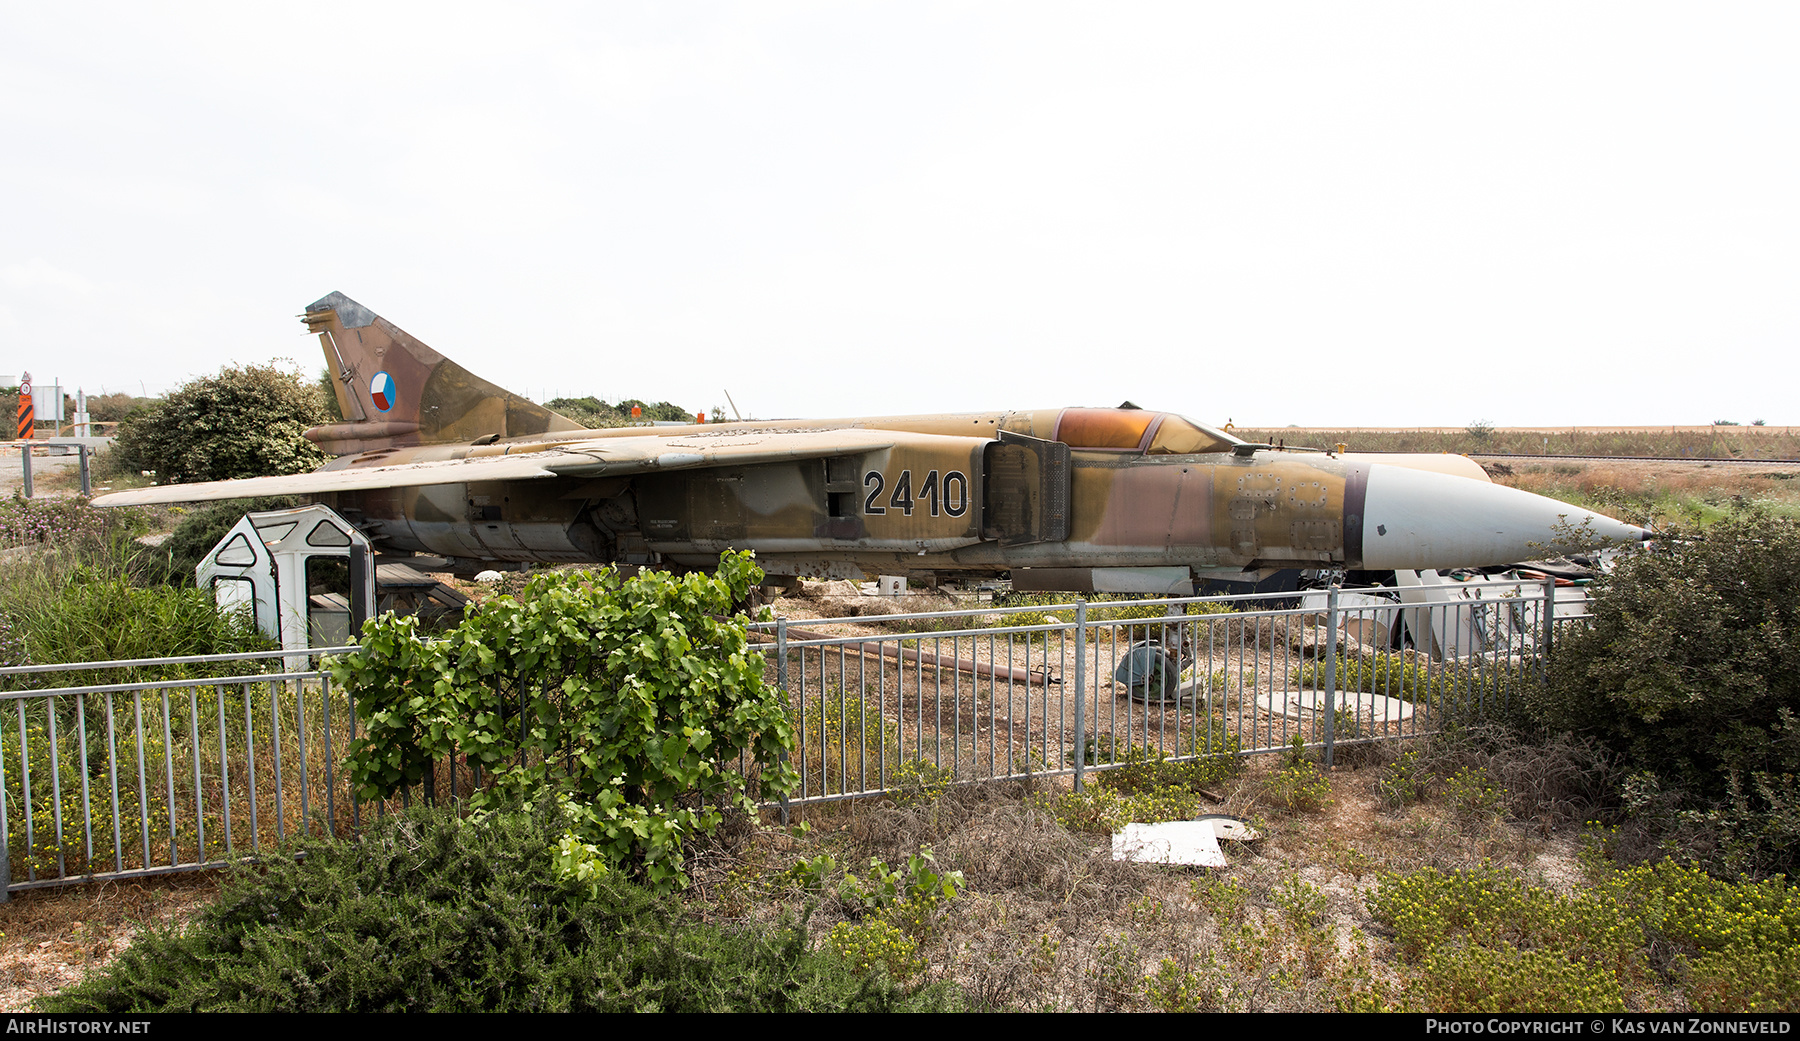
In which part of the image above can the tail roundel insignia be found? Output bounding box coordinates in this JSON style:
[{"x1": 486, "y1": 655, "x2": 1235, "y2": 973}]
[{"x1": 369, "y1": 371, "x2": 396, "y2": 413}]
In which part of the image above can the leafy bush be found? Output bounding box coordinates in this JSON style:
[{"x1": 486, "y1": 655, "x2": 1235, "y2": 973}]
[
  {"x1": 40, "y1": 799, "x2": 953, "y2": 1012},
  {"x1": 841, "y1": 846, "x2": 966, "y2": 913},
  {"x1": 1531, "y1": 514, "x2": 1800, "y2": 872},
  {"x1": 1537, "y1": 514, "x2": 1799, "y2": 793},
  {"x1": 330, "y1": 552, "x2": 795, "y2": 889},
  {"x1": 107, "y1": 362, "x2": 327, "y2": 484}
]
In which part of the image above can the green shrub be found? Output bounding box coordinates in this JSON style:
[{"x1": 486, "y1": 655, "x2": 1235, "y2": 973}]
[
  {"x1": 1292, "y1": 652, "x2": 1501, "y2": 705},
  {"x1": 107, "y1": 363, "x2": 327, "y2": 485},
  {"x1": 3, "y1": 573, "x2": 272, "y2": 682},
  {"x1": 1403, "y1": 945, "x2": 1625, "y2": 1013},
  {"x1": 1531, "y1": 514, "x2": 1800, "y2": 873},
  {"x1": 1378, "y1": 750, "x2": 1429, "y2": 808},
  {"x1": 826, "y1": 919, "x2": 928, "y2": 982},
  {"x1": 1443, "y1": 766, "x2": 1508, "y2": 821},
  {"x1": 1264, "y1": 760, "x2": 1333, "y2": 813},
  {"x1": 1684, "y1": 944, "x2": 1800, "y2": 1013},
  {"x1": 1598, "y1": 858, "x2": 1800, "y2": 1011},
  {"x1": 1357, "y1": 864, "x2": 1649, "y2": 1011},
  {"x1": 39, "y1": 799, "x2": 954, "y2": 1012},
  {"x1": 1535, "y1": 514, "x2": 1800, "y2": 796},
  {"x1": 1598, "y1": 857, "x2": 1799, "y2": 946},
  {"x1": 1142, "y1": 956, "x2": 1215, "y2": 1012},
  {"x1": 890, "y1": 756, "x2": 955, "y2": 805},
  {"x1": 1368, "y1": 865, "x2": 1644, "y2": 974},
  {"x1": 837, "y1": 846, "x2": 966, "y2": 917},
  {"x1": 330, "y1": 552, "x2": 795, "y2": 890},
  {"x1": 1365, "y1": 858, "x2": 1800, "y2": 1012}
]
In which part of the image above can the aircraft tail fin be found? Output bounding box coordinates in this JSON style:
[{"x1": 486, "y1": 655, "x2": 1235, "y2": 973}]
[{"x1": 300, "y1": 292, "x2": 584, "y2": 456}]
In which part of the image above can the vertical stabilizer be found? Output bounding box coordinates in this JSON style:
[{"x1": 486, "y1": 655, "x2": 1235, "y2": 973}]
[{"x1": 299, "y1": 291, "x2": 585, "y2": 456}]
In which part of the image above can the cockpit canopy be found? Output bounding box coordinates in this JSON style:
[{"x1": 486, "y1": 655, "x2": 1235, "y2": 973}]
[{"x1": 1051, "y1": 408, "x2": 1241, "y2": 455}]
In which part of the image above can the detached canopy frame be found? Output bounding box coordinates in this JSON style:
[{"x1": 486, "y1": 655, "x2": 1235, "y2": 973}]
[{"x1": 196, "y1": 504, "x2": 373, "y2": 653}]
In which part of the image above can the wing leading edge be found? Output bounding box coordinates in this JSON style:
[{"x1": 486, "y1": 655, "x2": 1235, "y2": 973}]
[{"x1": 89, "y1": 428, "x2": 907, "y2": 507}]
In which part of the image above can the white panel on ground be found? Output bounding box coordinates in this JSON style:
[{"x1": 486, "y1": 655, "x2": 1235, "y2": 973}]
[{"x1": 1112, "y1": 821, "x2": 1227, "y2": 867}]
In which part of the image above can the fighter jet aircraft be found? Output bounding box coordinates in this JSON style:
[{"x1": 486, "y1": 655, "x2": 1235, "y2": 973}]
[{"x1": 91, "y1": 292, "x2": 1649, "y2": 592}]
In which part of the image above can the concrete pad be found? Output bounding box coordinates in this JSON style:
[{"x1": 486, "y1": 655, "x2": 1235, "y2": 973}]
[{"x1": 1254, "y1": 688, "x2": 1414, "y2": 723}]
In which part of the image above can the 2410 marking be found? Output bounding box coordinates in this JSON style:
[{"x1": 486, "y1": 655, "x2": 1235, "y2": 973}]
[{"x1": 863, "y1": 469, "x2": 968, "y2": 517}]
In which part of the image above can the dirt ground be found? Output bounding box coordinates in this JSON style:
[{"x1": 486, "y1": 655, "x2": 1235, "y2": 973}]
[
  {"x1": 0, "y1": 872, "x2": 221, "y2": 1011},
  {"x1": 0, "y1": 750, "x2": 1592, "y2": 1012}
]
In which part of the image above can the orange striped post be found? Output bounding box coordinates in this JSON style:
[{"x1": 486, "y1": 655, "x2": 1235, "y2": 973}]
[{"x1": 16, "y1": 372, "x2": 32, "y2": 439}]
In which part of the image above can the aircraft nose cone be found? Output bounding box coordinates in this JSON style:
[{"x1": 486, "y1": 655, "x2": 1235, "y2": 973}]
[{"x1": 1356, "y1": 463, "x2": 1648, "y2": 570}]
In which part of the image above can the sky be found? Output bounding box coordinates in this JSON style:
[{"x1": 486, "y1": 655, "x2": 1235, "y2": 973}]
[{"x1": 3, "y1": 2, "x2": 1795, "y2": 428}]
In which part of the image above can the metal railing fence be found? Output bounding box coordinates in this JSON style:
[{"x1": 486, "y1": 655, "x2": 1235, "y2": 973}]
[
  {"x1": 2, "y1": 578, "x2": 1570, "y2": 898},
  {"x1": 0, "y1": 646, "x2": 361, "y2": 900},
  {"x1": 749, "y1": 577, "x2": 1564, "y2": 807}
]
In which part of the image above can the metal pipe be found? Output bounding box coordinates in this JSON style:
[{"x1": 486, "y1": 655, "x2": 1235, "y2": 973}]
[
  {"x1": 1072, "y1": 600, "x2": 1086, "y2": 792},
  {"x1": 774, "y1": 617, "x2": 789, "y2": 825},
  {"x1": 1322, "y1": 585, "x2": 1339, "y2": 769}
]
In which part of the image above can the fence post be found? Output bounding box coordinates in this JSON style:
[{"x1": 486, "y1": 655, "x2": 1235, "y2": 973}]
[
  {"x1": 1072, "y1": 599, "x2": 1087, "y2": 793},
  {"x1": 775, "y1": 616, "x2": 791, "y2": 826},
  {"x1": 1539, "y1": 575, "x2": 1556, "y2": 684},
  {"x1": 78, "y1": 445, "x2": 91, "y2": 497},
  {"x1": 1322, "y1": 583, "x2": 1339, "y2": 769},
  {"x1": 1, "y1": 719, "x2": 9, "y2": 903}
]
